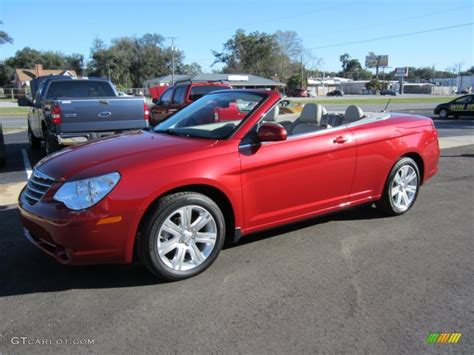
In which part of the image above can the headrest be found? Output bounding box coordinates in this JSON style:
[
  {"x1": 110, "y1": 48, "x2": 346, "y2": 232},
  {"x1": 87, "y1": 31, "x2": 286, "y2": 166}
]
[
  {"x1": 299, "y1": 103, "x2": 325, "y2": 124},
  {"x1": 344, "y1": 105, "x2": 364, "y2": 122}
]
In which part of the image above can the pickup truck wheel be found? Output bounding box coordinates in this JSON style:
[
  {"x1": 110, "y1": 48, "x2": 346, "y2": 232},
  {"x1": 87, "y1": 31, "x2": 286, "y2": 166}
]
[
  {"x1": 139, "y1": 192, "x2": 225, "y2": 281},
  {"x1": 45, "y1": 133, "x2": 60, "y2": 155},
  {"x1": 28, "y1": 125, "x2": 41, "y2": 150},
  {"x1": 376, "y1": 157, "x2": 420, "y2": 216}
]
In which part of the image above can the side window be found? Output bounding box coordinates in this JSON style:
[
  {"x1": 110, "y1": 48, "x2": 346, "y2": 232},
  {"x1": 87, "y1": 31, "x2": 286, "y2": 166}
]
[
  {"x1": 33, "y1": 83, "x2": 45, "y2": 106},
  {"x1": 172, "y1": 86, "x2": 187, "y2": 104},
  {"x1": 160, "y1": 88, "x2": 173, "y2": 105},
  {"x1": 454, "y1": 96, "x2": 472, "y2": 104}
]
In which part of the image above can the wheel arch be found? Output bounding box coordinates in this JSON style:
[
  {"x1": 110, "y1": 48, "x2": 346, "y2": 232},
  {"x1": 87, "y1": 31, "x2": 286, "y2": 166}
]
[
  {"x1": 131, "y1": 184, "x2": 237, "y2": 262},
  {"x1": 401, "y1": 152, "x2": 425, "y2": 184}
]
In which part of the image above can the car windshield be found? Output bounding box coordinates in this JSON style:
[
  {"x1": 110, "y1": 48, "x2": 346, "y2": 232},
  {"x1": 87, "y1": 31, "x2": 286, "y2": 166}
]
[{"x1": 154, "y1": 91, "x2": 266, "y2": 139}]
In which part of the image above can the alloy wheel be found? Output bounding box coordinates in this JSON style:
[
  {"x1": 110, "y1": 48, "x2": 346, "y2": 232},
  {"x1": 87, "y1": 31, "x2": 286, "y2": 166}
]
[
  {"x1": 156, "y1": 205, "x2": 217, "y2": 271},
  {"x1": 390, "y1": 165, "x2": 418, "y2": 212}
]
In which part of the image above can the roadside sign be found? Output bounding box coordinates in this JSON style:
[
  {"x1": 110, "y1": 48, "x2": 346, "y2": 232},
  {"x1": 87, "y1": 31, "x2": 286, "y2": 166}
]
[
  {"x1": 365, "y1": 54, "x2": 388, "y2": 68},
  {"x1": 394, "y1": 67, "x2": 409, "y2": 77}
]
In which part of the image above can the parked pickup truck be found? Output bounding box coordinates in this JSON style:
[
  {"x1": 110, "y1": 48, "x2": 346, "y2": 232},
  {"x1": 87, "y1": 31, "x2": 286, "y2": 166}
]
[{"x1": 18, "y1": 76, "x2": 149, "y2": 154}]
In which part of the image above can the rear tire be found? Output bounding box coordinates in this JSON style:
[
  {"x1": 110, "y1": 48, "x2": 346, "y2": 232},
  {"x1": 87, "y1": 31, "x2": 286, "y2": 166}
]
[
  {"x1": 28, "y1": 124, "x2": 41, "y2": 150},
  {"x1": 439, "y1": 108, "x2": 449, "y2": 119},
  {"x1": 44, "y1": 132, "x2": 60, "y2": 155},
  {"x1": 139, "y1": 192, "x2": 226, "y2": 281},
  {"x1": 376, "y1": 157, "x2": 420, "y2": 216}
]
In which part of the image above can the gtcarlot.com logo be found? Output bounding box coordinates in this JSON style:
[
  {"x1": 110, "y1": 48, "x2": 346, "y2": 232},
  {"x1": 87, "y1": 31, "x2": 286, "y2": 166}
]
[
  {"x1": 11, "y1": 337, "x2": 95, "y2": 345},
  {"x1": 426, "y1": 333, "x2": 462, "y2": 344}
]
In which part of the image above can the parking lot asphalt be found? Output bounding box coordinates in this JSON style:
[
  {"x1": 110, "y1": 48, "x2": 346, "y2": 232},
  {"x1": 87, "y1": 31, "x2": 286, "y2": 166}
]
[{"x1": 0, "y1": 113, "x2": 473, "y2": 353}]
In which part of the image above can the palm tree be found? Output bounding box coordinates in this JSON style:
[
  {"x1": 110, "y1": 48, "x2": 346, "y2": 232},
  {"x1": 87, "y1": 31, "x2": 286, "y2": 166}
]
[{"x1": 0, "y1": 21, "x2": 13, "y2": 45}]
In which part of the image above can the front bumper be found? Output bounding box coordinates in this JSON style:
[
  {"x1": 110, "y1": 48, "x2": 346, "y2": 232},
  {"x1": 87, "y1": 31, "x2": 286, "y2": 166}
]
[{"x1": 18, "y1": 187, "x2": 135, "y2": 265}]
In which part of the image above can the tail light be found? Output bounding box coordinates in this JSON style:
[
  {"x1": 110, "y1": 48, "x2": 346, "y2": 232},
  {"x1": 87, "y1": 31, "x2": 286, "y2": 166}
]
[
  {"x1": 51, "y1": 105, "x2": 62, "y2": 124},
  {"x1": 144, "y1": 102, "x2": 150, "y2": 121}
]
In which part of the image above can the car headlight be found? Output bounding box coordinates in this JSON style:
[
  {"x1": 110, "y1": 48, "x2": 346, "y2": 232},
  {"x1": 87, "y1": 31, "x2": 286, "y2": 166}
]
[{"x1": 54, "y1": 172, "x2": 121, "y2": 210}]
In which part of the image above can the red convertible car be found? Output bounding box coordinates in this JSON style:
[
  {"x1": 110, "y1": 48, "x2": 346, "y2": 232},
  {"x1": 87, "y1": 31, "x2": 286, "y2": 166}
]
[{"x1": 19, "y1": 90, "x2": 439, "y2": 280}]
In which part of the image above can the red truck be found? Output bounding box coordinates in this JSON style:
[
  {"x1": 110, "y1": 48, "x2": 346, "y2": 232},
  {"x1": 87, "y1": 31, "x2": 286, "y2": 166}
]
[{"x1": 149, "y1": 80, "x2": 231, "y2": 125}]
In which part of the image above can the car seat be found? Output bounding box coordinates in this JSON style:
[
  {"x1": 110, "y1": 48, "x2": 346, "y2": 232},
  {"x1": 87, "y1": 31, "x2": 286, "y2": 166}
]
[{"x1": 290, "y1": 103, "x2": 326, "y2": 135}]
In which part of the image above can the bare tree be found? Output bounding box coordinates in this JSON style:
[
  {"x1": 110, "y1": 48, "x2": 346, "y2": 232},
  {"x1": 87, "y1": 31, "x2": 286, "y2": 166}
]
[{"x1": 275, "y1": 30, "x2": 303, "y2": 81}]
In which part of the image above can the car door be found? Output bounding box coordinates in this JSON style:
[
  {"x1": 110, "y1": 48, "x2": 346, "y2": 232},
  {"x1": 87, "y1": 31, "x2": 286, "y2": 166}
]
[
  {"x1": 29, "y1": 84, "x2": 44, "y2": 136},
  {"x1": 239, "y1": 126, "x2": 357, "y2": 232},
  {"x1": 169, "y1": 85, "x2": 187, "y2": 114},
  {"x1": 151, "y1": 87, "x2": 174, "y2": 124},
  {"x1": 449, "y1": 95, "x2": 474, "y2": 116}
]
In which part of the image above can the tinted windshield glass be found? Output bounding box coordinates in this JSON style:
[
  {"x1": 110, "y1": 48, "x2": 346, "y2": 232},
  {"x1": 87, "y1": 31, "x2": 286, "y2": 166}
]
[
  {"x1": 189, "y1": 85, "x2": 229, "y2": 101},
  {"x1": 46, "y1": 81, "x2": 115, "y2": 98},
  {"x1": 154, "y1": 91, "x2": 265, "y2": 139}
]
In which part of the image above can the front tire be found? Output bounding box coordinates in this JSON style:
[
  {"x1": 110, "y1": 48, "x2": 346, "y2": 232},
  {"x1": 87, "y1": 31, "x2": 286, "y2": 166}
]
[
  {"x1": 139, "y1": 192, "x2": 226, "y2": 281},
  {"x1": 376, "y1": 157, "x2": 420, "y2": 216}
]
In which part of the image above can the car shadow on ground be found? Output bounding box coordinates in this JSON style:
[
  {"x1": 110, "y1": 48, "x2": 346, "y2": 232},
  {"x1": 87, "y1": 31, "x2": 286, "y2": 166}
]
[
  {"x1": 229, "y1": 204, "x2": 382, "y2": 248},
  {"x1": 441, "y1": 153, "x2": 474, "y2": 158},
  {"x1": 0, "y1": 204, "x2": 385, "y2": 297},
  {"x1": 432, "y1": 116, "x2": 474, "y2": 130}
]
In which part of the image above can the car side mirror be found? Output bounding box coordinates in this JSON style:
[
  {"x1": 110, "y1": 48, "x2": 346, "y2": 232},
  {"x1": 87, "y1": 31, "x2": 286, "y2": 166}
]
[
  {"x1": 17, "y1": 97, "x2": 31, "y2": 107},
  {"x1": 152, "y1": 98, "x2": 160, "y2": 105},
  {"x1": 257, "y1": 122, "x2": 288, "y2": 142}
]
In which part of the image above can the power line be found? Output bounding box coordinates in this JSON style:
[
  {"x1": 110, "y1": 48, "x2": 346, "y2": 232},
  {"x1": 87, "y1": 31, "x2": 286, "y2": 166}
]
[
  {"x1": 324, "y1": 4, "x2": 473, "y2": 37},
  {"x1": 220, "y1": 1, "x2": 364, "y2": 31},
  {"x1": 307, "y1": 23, "x2": 474, "y2": 50}
]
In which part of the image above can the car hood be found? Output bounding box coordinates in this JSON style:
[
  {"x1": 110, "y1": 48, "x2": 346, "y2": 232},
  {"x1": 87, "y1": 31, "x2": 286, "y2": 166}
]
[{"x1": 35, "y1": 131, "x2": 217, "y2": 180}]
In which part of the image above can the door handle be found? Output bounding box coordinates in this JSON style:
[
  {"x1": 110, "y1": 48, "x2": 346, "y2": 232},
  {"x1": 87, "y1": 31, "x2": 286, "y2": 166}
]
[{"x1": 333, "y1": 136, "x2": 348, "y2": 144}]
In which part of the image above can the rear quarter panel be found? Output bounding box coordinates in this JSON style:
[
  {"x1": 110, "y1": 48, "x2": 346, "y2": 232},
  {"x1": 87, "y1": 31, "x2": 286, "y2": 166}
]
[{"x1": 348, "y1": 114, "x2": 439, "y2": 203}]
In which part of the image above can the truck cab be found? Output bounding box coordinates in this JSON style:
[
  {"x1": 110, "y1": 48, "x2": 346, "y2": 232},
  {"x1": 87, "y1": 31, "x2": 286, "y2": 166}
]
[{"x1": 149, "y1": 80, "x2": 231, "y2": 125}]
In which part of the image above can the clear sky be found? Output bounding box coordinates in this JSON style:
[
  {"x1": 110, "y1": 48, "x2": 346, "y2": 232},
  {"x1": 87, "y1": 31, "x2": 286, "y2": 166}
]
[{"x1": 0, "y1": 0, "x2": 472, "y2": 74}]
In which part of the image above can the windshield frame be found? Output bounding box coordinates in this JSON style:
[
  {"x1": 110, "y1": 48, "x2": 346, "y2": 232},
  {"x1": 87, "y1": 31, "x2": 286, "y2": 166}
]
[{"x1": 153, "y1": 90, "x2": 269, "y2": 140}]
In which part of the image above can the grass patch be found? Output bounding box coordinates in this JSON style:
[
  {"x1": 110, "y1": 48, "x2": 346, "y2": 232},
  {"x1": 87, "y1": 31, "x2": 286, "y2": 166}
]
[
  {"x1": 296, "y1": 96, "x2": 455, "y2": 105},
  {"x1": 0, "y1": 107, "x2": 28, "y2": 116},
  {"x1": 0, "y1": 98, "x2": 16, "y2": 103}
]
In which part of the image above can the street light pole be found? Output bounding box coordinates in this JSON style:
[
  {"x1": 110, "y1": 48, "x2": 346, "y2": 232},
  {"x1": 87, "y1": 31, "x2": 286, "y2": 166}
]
[{"x1": 168, "y1": 37, "x2": 178, "y2": 85}]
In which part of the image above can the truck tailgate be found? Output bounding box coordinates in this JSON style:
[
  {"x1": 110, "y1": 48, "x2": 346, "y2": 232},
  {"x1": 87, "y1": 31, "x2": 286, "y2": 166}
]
[{"x1": 58, "y1": 97, "x2": 148, "y2": 133}]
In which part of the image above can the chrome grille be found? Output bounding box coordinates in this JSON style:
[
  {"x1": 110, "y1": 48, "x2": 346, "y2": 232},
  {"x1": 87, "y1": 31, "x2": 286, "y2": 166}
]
[{"x1": 24, "y1": 170, "x2": 56, "y2": 205}]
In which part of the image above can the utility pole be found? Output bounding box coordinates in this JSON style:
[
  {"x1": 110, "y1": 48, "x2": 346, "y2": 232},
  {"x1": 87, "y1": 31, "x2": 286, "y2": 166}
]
[
  {"x1": 167, "y1": 37, "x2": 178, "y2": 85},
  {"x1": 300, "y1": 54, "x2": 304, "y2": 89}
]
